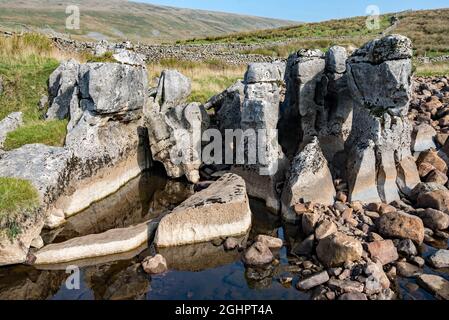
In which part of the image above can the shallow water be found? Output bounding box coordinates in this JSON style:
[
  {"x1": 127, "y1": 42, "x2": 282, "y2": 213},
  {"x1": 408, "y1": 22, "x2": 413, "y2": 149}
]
[{"x1": 0, "y1": 171, "x2": 448, "y2": 300}]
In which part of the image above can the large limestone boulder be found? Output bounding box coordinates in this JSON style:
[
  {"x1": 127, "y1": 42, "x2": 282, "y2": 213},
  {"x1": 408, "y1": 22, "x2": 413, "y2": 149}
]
[
  {"x1": 281, "y1": 137, "x2": 336, "y2": 222},
  {"x1": 146, "y1": 100, "x2": 208, "y2": 184},
  {"x1": 52, "y1": 62, "x2": 151, "y2": 218},
  {"x1": 279, "y1": 49, "x2": 325, "y2": 156},
  {"x1": 154, "y1": 173, "x2": 252, "y2": 247},
  {"x1": 146, "y1": 69, "x2": 208, "y2": 184},
  {"x1": 155, "y1": 69, "x2": 191, "y2": 110},
  {"x1": 0, "y1": 144, "x2": 75, "y2": 206},
  {"x1": 0, "y1": 112, "x2": 23, "y2": 149},
  {"x1": 0, "y1": 144, "x2": 75, "y2": 266},
  {"x1": 231, "y1": 62, "x2": 288, "y2": 213},
  {"x1": 345, "y1": 35, "x2": 419, "y2": 203},
  {"x1": 46, "y1": 59, "x2": 80, "y2": 120}
]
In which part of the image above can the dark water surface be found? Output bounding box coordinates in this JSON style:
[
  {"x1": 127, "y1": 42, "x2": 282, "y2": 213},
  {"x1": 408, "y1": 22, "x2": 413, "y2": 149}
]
[{"x1": 0, "y1": 171, "x2": 448, "y2": 300}]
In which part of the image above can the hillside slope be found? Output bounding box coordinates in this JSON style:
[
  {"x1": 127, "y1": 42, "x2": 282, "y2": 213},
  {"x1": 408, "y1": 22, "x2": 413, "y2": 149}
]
[
  {"x1": 184, "y1": 8, "x2": 449, "y2": 58},
  {"x1": 0, "y1": 0, "x2": 296, "y2": 43}
]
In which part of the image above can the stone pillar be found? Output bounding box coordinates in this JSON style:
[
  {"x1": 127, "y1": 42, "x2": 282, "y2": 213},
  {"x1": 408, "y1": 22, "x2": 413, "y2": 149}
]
[
  {"x1": 346, "y1": 35, "x2": 420, "y2": 203},
  {"x1": 231, "y1": 62, "x2": 289, "y2": 213}
]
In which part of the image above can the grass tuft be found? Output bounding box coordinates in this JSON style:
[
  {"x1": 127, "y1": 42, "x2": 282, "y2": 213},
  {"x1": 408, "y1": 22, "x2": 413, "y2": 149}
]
[
  {"x1": 0, "y1": 177, "x2": 39, "y2": 239},
  {"x1": 3, "y1": 120, "x2": 68, "y2": 151}
]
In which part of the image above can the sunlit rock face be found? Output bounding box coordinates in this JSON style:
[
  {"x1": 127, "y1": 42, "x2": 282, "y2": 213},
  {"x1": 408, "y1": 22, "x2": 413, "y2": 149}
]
[{"x1": 345, "y1": 35, "x2": 419, "y2": 203}]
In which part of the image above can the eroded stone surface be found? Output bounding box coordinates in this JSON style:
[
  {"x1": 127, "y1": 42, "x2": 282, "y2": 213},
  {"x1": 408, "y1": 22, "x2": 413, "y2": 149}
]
[{"x1": 154, "y1": 173, "x2": 252, "y2": 247}]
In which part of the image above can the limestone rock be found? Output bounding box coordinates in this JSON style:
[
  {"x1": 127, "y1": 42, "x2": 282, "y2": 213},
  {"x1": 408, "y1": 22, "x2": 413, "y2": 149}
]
[
  {"x1": 429, "y1": 249, "x2": 449, "y2": 269},
  {"x1": 78, "y1": 62, "x2": 147, "y2": 115},
  {"x1": 316, "y1": 232, "x2": 363, "y2": 267},
  {"x1": 417, "y1": 189, "x2": 449, "y2": 213},
  {"x1": 281, "y1": 137, "x2": 336, "y2": 222},
  {"x1": 34, "y1": 220, "x2": 158, "y2": 265},
  {"x1": 0, "y1": 144, "x2": 74, "y2": 206},
  {"x1": 46, "y1": 59, "x2": 79, "y2": 120},
  {"x1": 412, "y1": 123, "x2": 437, "y2": 153},
  {"x1": 367, "y1": 240, "x2": 399, "y2": 265},
  {"x1": 142, "y1": 254, "x2": 168, "y2": 274},
  {"x1": 255, "y1": 235, "x2": 283, "y2": 249},
  {"x1": 205, "y1": 80, "x2": 244, "y2": 135},
  {"x1": 296, "y1": 271, "x2": 329, "y2": 290},
  {"x1": 0, "y1": 112, "x2": 23, "y2": 149},
  {"x1": 415, "y1": 208, "x2": 449, "y2": 231},
  {"x1": 377, "y1": 211, "x2": 425, "y2": 244},
  {"x1": 243, "y1": 241, "x2": 273, "y2": 267},
  {"x1": 112, "y1": 49, "x2": 145, "y2": 67},
  {"x1": 155, "y1": 69, "x2": 191, "y2": 109},
  {"x1": 154, "y1": 174, "x2": 252, "y2": 247},
  {"x1": 245, "y1": 62, "x2": 285, "y2": 84},
  {"x1": 232, "y1": 62, "x2": 288, "y2": 213},
  {"x1": 417, "y1": 274, "x2": 449, "y2": 300},
  {"x1": 146, "y1": 89, "x2": 209, "y2": 184},
  {"x1": 325, "y1": 46, "x2": 347, "y2": 74},
  {"x1": 347, "y1": 142, "x2": 381, "y2": 203}
]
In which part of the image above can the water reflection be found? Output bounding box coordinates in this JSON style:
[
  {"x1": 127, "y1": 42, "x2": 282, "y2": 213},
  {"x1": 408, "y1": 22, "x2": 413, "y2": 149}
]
[{"x1": 48, "y1": 169, "x2": 194, "y2": 243}]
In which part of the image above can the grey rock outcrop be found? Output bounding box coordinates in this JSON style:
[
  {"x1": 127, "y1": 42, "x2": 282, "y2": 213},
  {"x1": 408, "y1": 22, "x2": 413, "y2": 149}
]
[
  {"x1": 281, "y1": 137, "x2": 336, "y2": 222},
  {"x1": 46, "y1": 59, "x2": 80, "y2": 120},
  {"x1": 346, "y1": 35, "x2": 419, "y2": 203},
  {"x1": 145, "y1": 69, "x2": 207, "y2": 183},
  {"x1": 112, "y1": 49, "x2": 146, "y2": 67},
  {"x1": 155, "y1": 69, "x2": 191, "y2": 110},
  {"x1": 0, "y1": 144, "x2": 75, "y2": 266},
  {"x1": 231, "y1": 62, "x2": 289, "y2": 213},
  {"x1": 0, "y1": 112, "x2": 23, "y2": 149},
  {"x1": 205, "y1": 80, "x2": 244, "y2": 135},
  {"x1": 279, "y1": 49, "x2": 325, "y2": 156},
  {"x1": 54, "y1": 62, "x2": 151, "y2": 218}
]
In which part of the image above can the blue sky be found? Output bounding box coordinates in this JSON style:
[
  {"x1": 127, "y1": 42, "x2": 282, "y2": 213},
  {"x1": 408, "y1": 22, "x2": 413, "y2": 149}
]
[{"x1": 136, "y1": 0, "x2": 449, "y2": 22}]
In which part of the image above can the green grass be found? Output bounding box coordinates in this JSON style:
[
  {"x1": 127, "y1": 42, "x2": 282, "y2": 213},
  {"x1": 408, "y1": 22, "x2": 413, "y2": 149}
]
[
  {"x1": 183, "y1": 15, "x2": 393, "y2": 45},
  {"x1": 415, "y1": 61, "x2": 449, "y2": 77},
  {"x1": 0, "y1": 57, "x2": 59, "y2": 122},
  {"x1": 0, "y1": 34, "x2": 69, "y2": 150},
  {"x1": 3, "y1": 119, "x2": 68, "y2": 150},
  {"x1": 0, "y1": 177, "x2": 39, "y2": 239}
]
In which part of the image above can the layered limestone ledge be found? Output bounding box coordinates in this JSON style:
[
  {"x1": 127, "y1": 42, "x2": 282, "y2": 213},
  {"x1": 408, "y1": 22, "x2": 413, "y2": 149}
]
[
  {"x1": 154, "y1": 173, "x2": 252, "y2": 247},
  {"x1": 48, "y1": 152, "x2": 144, "y2": 227},
  {"x1": 34, "y1": 218, "x2": 161, "y2": 265}
]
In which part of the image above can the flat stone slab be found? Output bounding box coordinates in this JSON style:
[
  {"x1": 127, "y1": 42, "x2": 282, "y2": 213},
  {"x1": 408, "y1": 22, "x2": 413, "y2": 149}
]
[
  {"x1": 34, "y1": 219, "x2": 160, "y2": 265},
  {"x1": 417, "y1": 274, "x2": 449, "y2": 300},
  {"x1": 154, "y1": 173, "x2": 252, "y2": 247}
]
